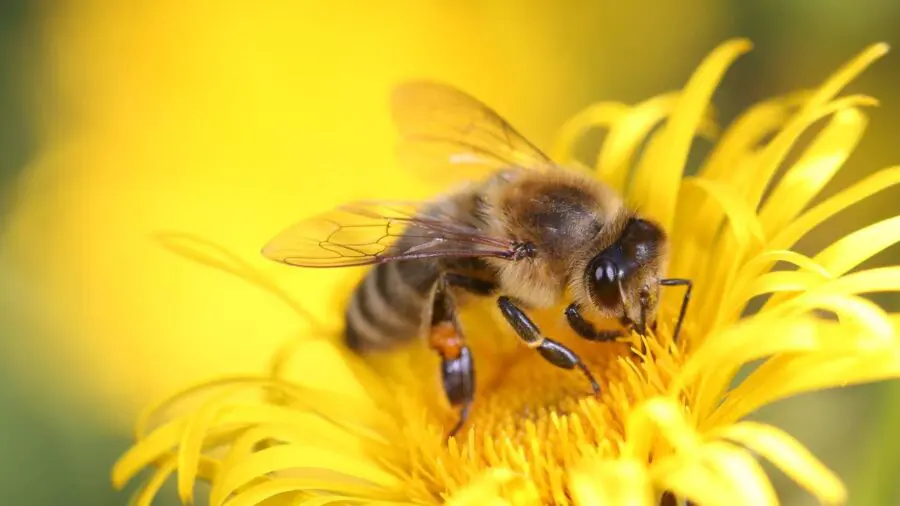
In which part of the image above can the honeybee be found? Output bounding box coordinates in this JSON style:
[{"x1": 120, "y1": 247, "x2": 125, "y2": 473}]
[{"x1": 262, "y1": 82, "x2": 691, "y2": 436}]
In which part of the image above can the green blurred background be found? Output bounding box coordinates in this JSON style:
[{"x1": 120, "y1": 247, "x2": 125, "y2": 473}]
[{"x1": 1, "y1": 1, "x2": 900, "y2": 505}]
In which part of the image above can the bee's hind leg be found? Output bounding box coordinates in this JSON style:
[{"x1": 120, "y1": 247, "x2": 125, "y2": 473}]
[{"x1": 428, "y1": 278, "x2": 475, "y2": 439}]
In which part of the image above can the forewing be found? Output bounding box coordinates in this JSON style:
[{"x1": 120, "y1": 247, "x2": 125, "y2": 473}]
[
  {"x1": 262, "y1": 200, "x2": 518, "y2": 268},
  {"x1": 391, "y1": 81, "x2": 555, "y2": 184}
]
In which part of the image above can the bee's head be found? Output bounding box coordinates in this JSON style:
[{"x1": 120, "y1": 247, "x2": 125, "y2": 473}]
[{"x1": 584, "y1": 217, "x2": 667, "y2": 333}]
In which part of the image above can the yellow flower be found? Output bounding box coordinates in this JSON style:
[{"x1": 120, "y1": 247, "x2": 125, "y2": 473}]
[{"x1": 113, "y1": 39, "x2": 900, "y2": 506}]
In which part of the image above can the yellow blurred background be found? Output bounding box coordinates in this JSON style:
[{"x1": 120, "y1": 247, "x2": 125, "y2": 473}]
[{"x1": 1, "y1": 1, "x2": 899, "y2": 504}]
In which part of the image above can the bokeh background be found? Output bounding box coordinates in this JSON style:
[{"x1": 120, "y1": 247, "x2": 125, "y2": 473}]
[{"x1": 1, "y1": 1, "x2": 899, "y2": 505}]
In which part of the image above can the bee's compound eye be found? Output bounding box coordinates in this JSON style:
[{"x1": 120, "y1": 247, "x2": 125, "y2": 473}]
[
  {"x1": 593, "y1": 258, "x2": 618, "y2": 284},
  {"x1": 588, "y1": 256, "x2": 622, "y2": 307}
]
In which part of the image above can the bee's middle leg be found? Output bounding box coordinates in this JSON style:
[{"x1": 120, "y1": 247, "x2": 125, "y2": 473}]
[
  {"x1": 497, "y1": 296, "x2": 600, "y2": 395},
  {"x1": 429, "y1": 278, "x2": 475, "y2": 438}
]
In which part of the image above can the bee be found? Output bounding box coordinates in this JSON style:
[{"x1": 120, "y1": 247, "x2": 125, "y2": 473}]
[{"x1": 262, "y1": 82, "x2": 692, "y2": 436}]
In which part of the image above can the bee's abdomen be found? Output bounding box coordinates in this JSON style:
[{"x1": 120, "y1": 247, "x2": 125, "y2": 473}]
[{"x1": 344, "y1": 261, "x2": 439, "y2": 352}]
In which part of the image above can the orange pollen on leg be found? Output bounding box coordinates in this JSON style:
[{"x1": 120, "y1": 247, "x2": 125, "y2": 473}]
[{"x1": 428, "y1": 321, "x2": 463, "y2": 360}]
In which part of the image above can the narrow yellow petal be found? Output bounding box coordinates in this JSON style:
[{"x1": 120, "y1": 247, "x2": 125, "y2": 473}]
[
  {"x1": 671, "y1": 177, "x2": 765, "y2": 321},
  {"x1": 631, "y1": 38, "x2": 751, "y2": 230},
  {"x1": 743, "y1": 95, "x2": 877, "y2": 209},
  {"x1": 294, "y1": 496, "x2": 403, "y2": 506},
  {"x1": 816, "y1": 215, "x2": 900, "y2": 276},
  {"x1": 179, "y1": 388, "x2": 249, "y2": 504},
  {"x1": 741, "y1": 41, "x2": 887, "y2": 209},
  {"x1": 769, "y1": 166, "x2": 900, "y2": 251},
  {"x1": 688, "y1": 95, "x2": 879, "y2": 326},
  {"x1": 597, "y1": 92, "x2": 718, "y2": 192},
  {"x1": 715, "y1": 421, "x2": 846, "y2": 505},
  {"x1": 718, "y1": 252, "x2": 832, "y2": 327},
  {"x1": 678, "y1": 317, "x2": 819, "y2": 418},
  {"x1": 550, "y1": 102, "x2": 629, "y2": 164},
  {"x1": 444, "y1": 469, "x2": 530, "y2": 506},
  {"x1": 625, "y1": 398, "x2": 700, "y2": 461},
  {"x1": 128, "y1": 457, "x2": 177, "y2": 506},
  {"x1": 570, "y1": 459, "x2": 653, "y2": 506},
  {"x1": 210, "y1": 445, "x2": 402, "y2": 506},
  {"x1": 222, "y1": 477, "x2": 401, "y2": 506},
  {"x1": 764, "y1": 293, "x2": 894, "y2": 341},
  {"x1": 699, "y1": 441, "x2": 778, "y2": 506},
  {"x1": 714, "y1": 347, "x2": 900, "y2": 425},
  {"x1": 758, "y1": 107, "x2": 868, "y2": 236},
  {"x1": 677, "y1": 95, "x2": 800, "y2": 277},
  {"x1": 750, "y1": 169, "x2": 900, "y2": 312},
  {"x1": 699, "y1": 93, "x2": 805, "y2": 180},
  {"x1": 808, "y1": 266, "x2": 900, "y2": 297},
  {"x1": 113, "y1": 418, "x2": 188, "y2": 489},
  {"x1": 649, "y1": 454, "x2": 732, "y2": 506},
  {"x1": 135, "y1": 376, "x2": 264, "y2": 439},
  {"x1": 680, "y1": 177, "x2": 766, "y2": 249}
]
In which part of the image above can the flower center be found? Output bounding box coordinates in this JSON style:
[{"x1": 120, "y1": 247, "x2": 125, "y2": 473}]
[{"x1": 386, "y1": 305, "x2": 668, "y2": 505}]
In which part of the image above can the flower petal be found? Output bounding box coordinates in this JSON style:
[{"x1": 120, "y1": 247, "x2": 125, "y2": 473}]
[
  {"x1": 650, "y1": 455, "x2": 732, "y2": 506},
  {"x1": 648, "y1": 442, "x2": 778, "y2": 506},
  {"x1": 721, "y1": 250, "x2": 833, "y2": 322},
  {"x1": 445, "y1": 469, "x2": 536, "y2": 506},
  {"x1": 718, "y1": 260, "x2": 832, "y2": 326},
  {"x1": 758, "y1": 107, "x2": 868, "y2": 236},
  {"x1": 742, "y1": 42, "x2": 887, "y2": 208},
  {"x1": 625, "y1": 398, "x2": 700, "y2": 461},
  {"x1": 178, "y1": 388, "x2": 247, "y2": 504},
  {"x1": 699, "y1": 93, "x2": 804, "y2": 180},
  {"x1": 631, "y1": 38, "x2": 751, "y2": 230},
  {"x1": 599, "y1": 92, "x2": 718, "y2": 193},
  {"x1": 764, "y1": 292, "x2": 894, "y2": 341},
  {"x1": 680, "y1": 177, "x2": 766, "y2": 250},
  {"x1": 676, "y1": 95, "x2": 800, "y2": 276},
  {"x1": 815, "y1": 215, "x2": 900, "y2": 277},
  {"x1": 113, "y1": 417, "x2": 188, "y2": 489},
  {"x1": 550, "y1": 102, "x2": 629, "y2": 164},
  {"x1": 714, "y1": 346, "x2": 900, "y2": 425},
  {"x1": 222, "y1": 477, "x2": 401, "y2": 506},
  {"x1": 808, "y1": 266, "x2": 900, "y2": 296},
  {"x1": 679, "y1": 316, "x2": 820, "y2": 419},
  {"x1": 210, "y1": 445, "x2": 403, "y2": 506},
  {"x1": 570, "y1": 458, "x2": 653, "y2": 506},
  {"x1": 769, "y1": 166, "x2": 900, "y2": 251},
  {"x1": 698, "y1": 441, "x2": 778, "y2": 506},
  {"x1": 295, "y1": 496, "x2": 405, "y2": 506},
  {"x1": 128, "y1": 457, "x2": 177, "y2": 506},
  {"x1": 675, "y1": 177, "x2": 766, "y2": 327},
  {"x1": 714, "y1": 421, "x2": 846, "y2": 505},
  {"x1": 742, "y1": 95, "x2": 877, "y2": 209}
]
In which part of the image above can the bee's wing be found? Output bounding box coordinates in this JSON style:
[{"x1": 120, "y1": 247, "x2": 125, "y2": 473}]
[
  {"x1": 391, "y1": 81, "x2": 555, "y2": 185},
  {"x1": 262, "y1": 200, "x2": 521, "y2": 268}
]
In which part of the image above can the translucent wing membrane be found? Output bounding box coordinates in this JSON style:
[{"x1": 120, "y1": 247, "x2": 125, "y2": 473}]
[
  {"x1": 391, "y1": 81, "x2": 555, "y2": 183},
  {"x1": 262, "y1": 200, "x2": 522, "y2": 268}
]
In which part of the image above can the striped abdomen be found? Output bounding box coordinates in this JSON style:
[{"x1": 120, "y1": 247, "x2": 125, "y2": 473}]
[{"x1": 344, "y1": 260, "x2": 440, "y2": 351}]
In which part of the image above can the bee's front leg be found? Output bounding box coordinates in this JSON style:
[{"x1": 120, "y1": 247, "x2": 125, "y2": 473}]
[
  {"x1": 428, "y1": 277, "x2": 474, "y2": 439},
  {"x1": 497, "y1": 296, "x2": 600, "y2": 395},
  {"x1": 564, "y1": 302, "x2": 623, "y2": 342}
]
